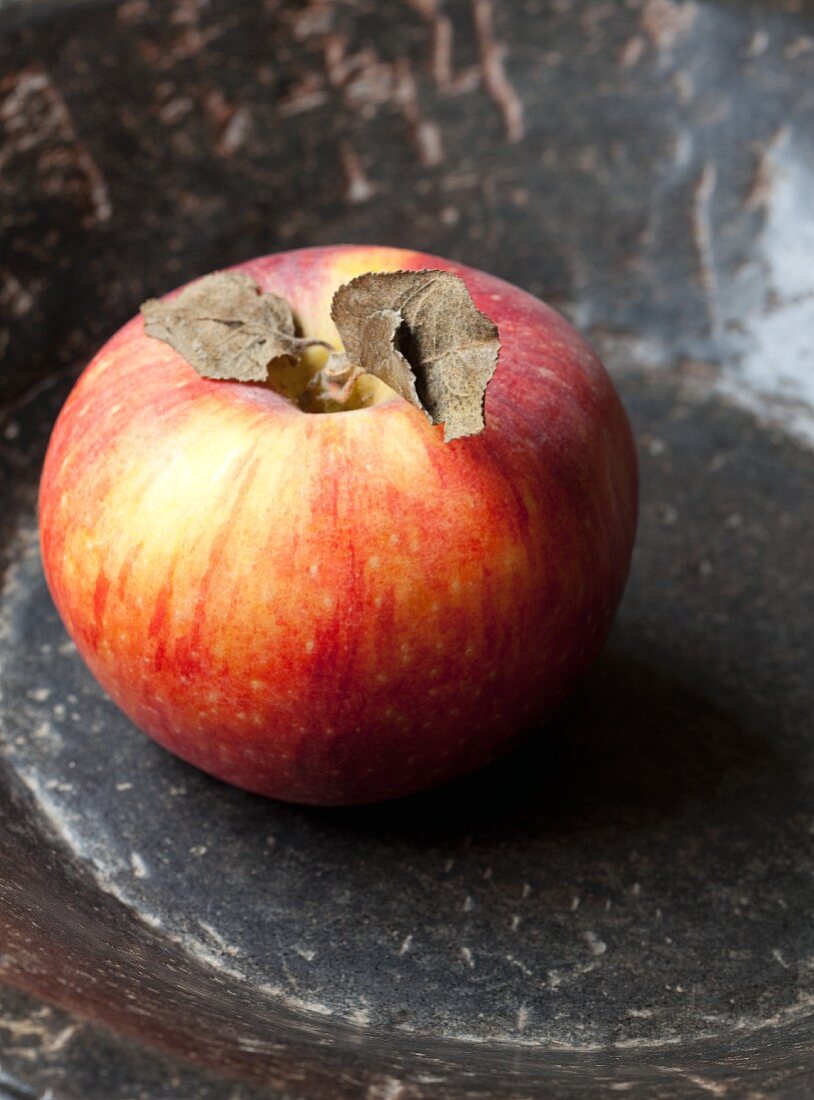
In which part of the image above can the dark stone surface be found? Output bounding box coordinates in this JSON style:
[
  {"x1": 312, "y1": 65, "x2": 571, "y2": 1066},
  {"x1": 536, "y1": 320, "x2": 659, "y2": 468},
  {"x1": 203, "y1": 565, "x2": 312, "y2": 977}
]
[
  {"x1": 2, "y1": 0, "x2": 814, "y2": 1097},
  {"x1": 0, "y1": 984, "x2": 284, "y2": 1100}
]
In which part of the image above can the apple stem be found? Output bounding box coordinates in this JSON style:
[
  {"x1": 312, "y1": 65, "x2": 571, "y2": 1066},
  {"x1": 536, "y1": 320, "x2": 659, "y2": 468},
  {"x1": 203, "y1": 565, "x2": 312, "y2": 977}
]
[
  {"x1": 300, "y1": 351, "x2": 367, "y2": 413},
  {"x1": 290, "y1": 336, "x2": 336, "y2": 352}
]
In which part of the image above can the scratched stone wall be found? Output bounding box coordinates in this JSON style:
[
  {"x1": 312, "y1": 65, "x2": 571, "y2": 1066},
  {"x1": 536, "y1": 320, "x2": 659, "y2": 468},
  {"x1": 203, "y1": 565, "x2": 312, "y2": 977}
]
[{"x1": 2, "y1": 0, "x2": 814, "y2": 440}]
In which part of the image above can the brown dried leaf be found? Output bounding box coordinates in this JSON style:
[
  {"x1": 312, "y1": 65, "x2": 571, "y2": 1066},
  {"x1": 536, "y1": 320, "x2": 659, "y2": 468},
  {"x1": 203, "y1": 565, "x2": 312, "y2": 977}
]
[
  {"x1": 331, "y1": 269, "x2": 499, "y2": 441},
  {"x1": 358, "y1": 308, "x2": 425, "y2": 414},
  {"x1": 141, "y1": 272, "x2": 318, "y2": 382}
]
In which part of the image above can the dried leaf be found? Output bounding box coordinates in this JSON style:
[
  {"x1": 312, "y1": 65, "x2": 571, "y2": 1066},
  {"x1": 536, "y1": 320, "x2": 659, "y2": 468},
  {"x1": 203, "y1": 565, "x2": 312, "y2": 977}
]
[
  {"x1": 358, "y1": 308, "x2": 425, "y2": 413},
  {"x1": 331, "y1": 269, "x2": 500, "y2": 441},
  {"x1": 141, "y1": 272, "x2": 321, "y2": 382}
]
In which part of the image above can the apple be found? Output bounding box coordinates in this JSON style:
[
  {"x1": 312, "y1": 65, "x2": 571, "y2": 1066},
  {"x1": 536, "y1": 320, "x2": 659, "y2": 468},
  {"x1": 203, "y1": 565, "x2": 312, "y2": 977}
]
[{"x1": 38, "y1": 246, "x2": 637, "y2": 805}]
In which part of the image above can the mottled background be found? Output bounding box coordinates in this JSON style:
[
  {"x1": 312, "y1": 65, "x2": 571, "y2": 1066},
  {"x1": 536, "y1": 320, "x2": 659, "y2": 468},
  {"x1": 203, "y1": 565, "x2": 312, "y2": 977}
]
[{"x1": 3, "y1": 0, "x2": 814, "y2": 433}]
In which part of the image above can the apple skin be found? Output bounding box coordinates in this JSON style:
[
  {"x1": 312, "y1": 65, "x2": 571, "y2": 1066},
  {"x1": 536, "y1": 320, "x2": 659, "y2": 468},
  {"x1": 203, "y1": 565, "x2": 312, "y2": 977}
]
[{"x1": 38, "y1": 246, "x2": 637, "y2": 806}]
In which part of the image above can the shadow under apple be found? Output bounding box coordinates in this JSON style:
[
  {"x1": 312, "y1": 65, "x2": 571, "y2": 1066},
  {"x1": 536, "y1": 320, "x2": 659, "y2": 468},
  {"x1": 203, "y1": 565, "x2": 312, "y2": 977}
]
[{"x1": 309, "y1": 645, "x2": 796, "y2": 844}]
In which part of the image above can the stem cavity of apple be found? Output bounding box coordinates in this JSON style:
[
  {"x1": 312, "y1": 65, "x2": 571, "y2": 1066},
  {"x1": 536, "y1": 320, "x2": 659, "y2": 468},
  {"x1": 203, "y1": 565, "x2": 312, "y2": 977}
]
[
  {"x1": 141, "y1": 268, "x2": 500, "y2": 441},
  {"x1": 300, "y1": 351, "x2": 369, "y2": 414}
]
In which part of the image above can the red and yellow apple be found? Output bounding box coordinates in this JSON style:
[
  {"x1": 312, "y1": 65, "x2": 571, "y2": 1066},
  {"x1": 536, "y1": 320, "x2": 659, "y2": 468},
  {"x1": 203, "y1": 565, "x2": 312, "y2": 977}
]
[{"x1": 38, "y1": 246, "x2": 637, "y2": 805}]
